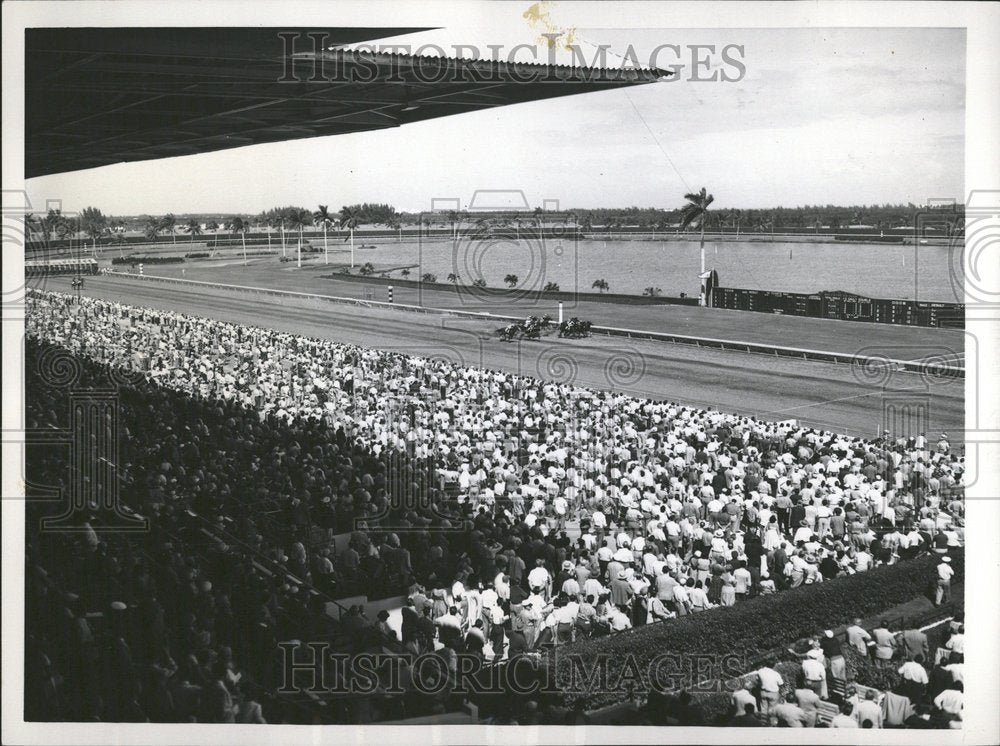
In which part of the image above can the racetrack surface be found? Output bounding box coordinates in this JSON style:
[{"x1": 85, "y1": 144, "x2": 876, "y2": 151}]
[
  {"x1": 118, "y1": 257, "x2": 965, "y2": 361},
  {"x1": 40, "y1": 274, "x2": 963, "y2": 439}
]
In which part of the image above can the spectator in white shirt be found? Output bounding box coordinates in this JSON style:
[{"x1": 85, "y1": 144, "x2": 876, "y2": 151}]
[
  {"x1": 933, "y1": 682, "x2": 963, "y2": 719},
  {"x1": 756, "y1": 666, "x2": 784, "y2": 720}
]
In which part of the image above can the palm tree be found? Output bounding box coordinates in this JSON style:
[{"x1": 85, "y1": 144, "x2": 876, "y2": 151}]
[
  {"x1": 447, "y1": 272, "x2": 459, "y2": 284},
  {"x1": 56, "y1": 215, "x2": 77, "y2": 255},
  {"x1": 504, "y1": 273, "x2": 519, "y2": 288},
  {"x1": 384, "y1": 214, "x2": 402, "y2": 243},
  {"x1": 314, "y1": 205, "x2": 335, "y2": 264},
  {"x1": 111, "y1": 231, "x2": 128, "y2": 259},
  {"x1": 592, "y1": 278, "x2": 609, "y2": 294},
  {"x1": 144, "y1": 216, "x2": 162, "y2": 241},
  {"x1": 268, "y1": 208, "x2": 288, "y2": 257},
  {"x1": 41, "y1": 208, "x2": 62, "y2": 252},
  {"x1": 679, "y1": 187, "x2": 715, "y2": 277},
  {"x1": 286, "y1": 208, "x2": 312, "y2": 268},
  {"x1": 185, "y1": 219, "x2": 203, "y2": 242},
  {"x1": 161, "y1": 213, "x2": 177, "y2": 244},
  {"x1": 732, "y1": 209, "x2": 743, "y2": 238},
  {"x1": 24, "y1": 213, "x2": 40, "y2": 251},
  {"x1": 229, "y1": 217, "x2": 247, "y2": 265},
  {"x1": 339, "y1": 205, "x2": 360, "y2": 268},
  {"x1": 205, "y1": 220, "x2": 219, "y2": 253},
  {"x1": 258, "y1": 211, "x2": 273, "y2": 251},
  {"x1": 80, "y1": 207, "x2": 108, "y2": 255}
]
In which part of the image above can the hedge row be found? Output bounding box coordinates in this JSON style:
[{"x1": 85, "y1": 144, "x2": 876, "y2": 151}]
[
  {"x1": 322, "y1": 272, "x2": 699, "y2": 306},
  {"x1": 111, "y1": 255, "x2": 185, "y2": 265},
  {"x1": 548, "y1": 552, "x2": 963, "y2": 710}
]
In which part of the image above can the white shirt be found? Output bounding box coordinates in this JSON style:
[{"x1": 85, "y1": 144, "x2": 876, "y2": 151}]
[
  {"x1": 757, "y1": 666, "x2": 784, "y2": 693},
  {"x1": 933, "y1": 689, "x2": 963, "y2": 716},
  {"x1": 898, "y1": 661, "x2": 928, "y2": 684},
  {"x1": 802, "y1": 658, "x2": 826, "y2": 682}
]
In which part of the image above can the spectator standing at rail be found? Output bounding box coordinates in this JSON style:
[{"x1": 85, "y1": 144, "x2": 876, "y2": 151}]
[
  {"x1": 755, "y1": 665, "x2": 784, "y2": 722},
  {"x1": 935, "y1": 556, "x2": 954, "y2": 606},
  {"x1": 902, "y1": 626, "x2": 930, "y2": 662},
  {"x1": 872, "y1": 621, "x2": 898, "y2": 662}
]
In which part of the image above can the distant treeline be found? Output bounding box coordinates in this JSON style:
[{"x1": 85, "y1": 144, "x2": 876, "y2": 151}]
[
  {"x1": 559, "y1": 203, "x2": 965, "y2": 234},
  {"x1": 26, "y1": 201, "x2": 966, "y2": 248}
]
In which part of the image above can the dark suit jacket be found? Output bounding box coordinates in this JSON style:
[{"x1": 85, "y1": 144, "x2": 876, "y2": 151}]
[{"x1": 902, "y1": 629, "x2": 929, "y2": 660}]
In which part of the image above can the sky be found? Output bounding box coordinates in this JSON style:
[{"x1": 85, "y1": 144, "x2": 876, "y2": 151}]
[{"x1": 25, "y1": 26, "x2": 965, "y2": 215}]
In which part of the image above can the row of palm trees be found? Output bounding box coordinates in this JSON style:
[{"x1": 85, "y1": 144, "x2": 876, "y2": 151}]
[
  {"x1": 27, "y1": 205, "x2": 369, "y2": 268},
  {"x1": 25, "y1": 207, "x2": 126, "y2": 255},
  {"x1": 234, "y1": 206, "x2": 363, "y2": 267}
]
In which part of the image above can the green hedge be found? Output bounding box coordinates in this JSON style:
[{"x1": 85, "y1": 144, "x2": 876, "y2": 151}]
[
  {"x1": 549, "y1": 553, "x2": 962, "y2": 710},
  {"x1": 111, "y1": 255, "x2": 185, "y2": 265}
]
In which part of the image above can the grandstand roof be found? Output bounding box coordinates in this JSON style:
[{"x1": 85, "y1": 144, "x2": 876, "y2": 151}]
[{"x1": 26, "y1": 28, "x2": 669, "y2": 178}]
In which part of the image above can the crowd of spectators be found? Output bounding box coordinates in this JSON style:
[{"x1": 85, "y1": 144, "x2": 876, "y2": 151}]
[
  {"x1": 724, "y1": 608, "x2": 966, "y2": 729},
  {"x1": 23, "y1": 289, "x2": 966, "y2": 723}
]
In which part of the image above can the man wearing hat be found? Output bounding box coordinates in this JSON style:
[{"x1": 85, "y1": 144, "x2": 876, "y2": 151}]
[
  {"x1": 610, "y1": 569, "x2": 633, "y2": 607},
  {"x1": 793, "y1": 519, "x2": 813, "y2": 545},
  {"x1": 560, "y1": 561, "x2": 581, "y2": 599},
  {"x1": 935, "y1": 555, "x2": 954, "y2": 606},
  {"x1": 518, "y1": 599, "x2": 542, "y2": 648}
]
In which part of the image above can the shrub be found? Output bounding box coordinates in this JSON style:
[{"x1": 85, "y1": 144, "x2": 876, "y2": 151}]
[
  {"x1": 421, "y1": 273, "x2": 437, "y2": 283},
  {"x1": 543, "y1": 282, "x2": 560, "y2": 292},
  {"x1": 842, "y1": 646, "x2": 903, "y2": 692},
  {"x1": 547, "y1": 553, "x2": 962, "y2": 710},
  {"x1": 184, "y1": 252, "x2": 210, "y2": 259},
  {"x1": 472, "y1": 278, "x2": 487, "y2": 288}
]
